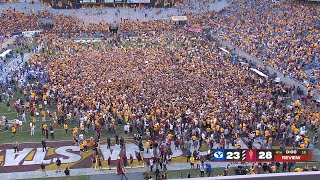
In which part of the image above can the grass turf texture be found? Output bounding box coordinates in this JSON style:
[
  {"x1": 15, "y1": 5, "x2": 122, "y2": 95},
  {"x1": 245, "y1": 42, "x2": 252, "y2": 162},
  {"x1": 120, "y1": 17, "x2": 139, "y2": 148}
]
[
  {"x1": 0, "y1": 91, "x2": 132, "y2": 144},
  {"x1": 0, "y1": 92, "x2": 86, "y2": 144}
]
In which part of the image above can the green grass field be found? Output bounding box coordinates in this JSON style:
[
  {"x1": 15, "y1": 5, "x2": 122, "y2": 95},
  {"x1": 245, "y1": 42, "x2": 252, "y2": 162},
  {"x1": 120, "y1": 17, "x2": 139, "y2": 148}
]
[
  {"x1": 0, "y1": 92, "x2": 80, "y2": 144},
  {"x1": 0, "y1": 90, "x2": 133, "y2": 144}
]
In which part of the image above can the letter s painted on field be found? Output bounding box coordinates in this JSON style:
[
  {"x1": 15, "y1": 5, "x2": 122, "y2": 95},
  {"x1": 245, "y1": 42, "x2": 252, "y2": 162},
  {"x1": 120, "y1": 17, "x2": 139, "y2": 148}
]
[{"x1": 52, "y1": 146, "x2": 81, "y2": 164}]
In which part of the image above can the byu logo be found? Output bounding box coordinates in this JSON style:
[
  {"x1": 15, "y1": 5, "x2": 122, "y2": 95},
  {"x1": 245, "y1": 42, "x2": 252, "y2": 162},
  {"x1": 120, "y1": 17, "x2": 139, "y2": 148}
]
[{"x1": 214, "y1": 151, "x2": 224, "y2": 158}]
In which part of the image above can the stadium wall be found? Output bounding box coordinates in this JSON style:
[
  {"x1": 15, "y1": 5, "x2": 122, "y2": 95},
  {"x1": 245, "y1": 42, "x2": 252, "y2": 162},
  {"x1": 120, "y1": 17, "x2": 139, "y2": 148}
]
[
  {"x1": 173, "y1": 171, "x2": 320, "y2": 180},
  {"x1": 42, "y1": 0, "x2": 177, "y2": 9}
]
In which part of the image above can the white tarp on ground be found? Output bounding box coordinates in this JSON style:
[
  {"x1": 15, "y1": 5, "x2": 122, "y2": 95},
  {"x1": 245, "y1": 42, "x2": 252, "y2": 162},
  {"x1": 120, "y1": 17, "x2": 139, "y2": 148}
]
[
  {"x1": 219, "y1": 47, "x2": 230, "y2": 54},
  {"x1": 74, "y1": 39, "x2": 102, "y2": 43},
  {"x1": 0, "y1": 49, "x2": 12, "y2": 58},
  {"x1": 239, "y1": 62, "x2": 248, "y2": 66},
  {"x1": 171, "y1": 16, "x2": 188, "y2": 22},
  {"x1": 250, "y1": 68, "x2": 268, "y2": 78},
  {"x1": 22, "y1": 30, "x2": 42, "y2": 38}
]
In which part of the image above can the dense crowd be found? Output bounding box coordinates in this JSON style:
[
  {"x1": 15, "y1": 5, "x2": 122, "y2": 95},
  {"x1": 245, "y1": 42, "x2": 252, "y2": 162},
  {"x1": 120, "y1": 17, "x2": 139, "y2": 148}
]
[
  {"x1": 0, "y1": 11, "x2": 40, "y2": 44},
  {"x1": 0, "y1": 0, "x2": 319, "y2": 178},
  {"x1": 210, "y1": 0, "x2": 320, "y2": 91}
]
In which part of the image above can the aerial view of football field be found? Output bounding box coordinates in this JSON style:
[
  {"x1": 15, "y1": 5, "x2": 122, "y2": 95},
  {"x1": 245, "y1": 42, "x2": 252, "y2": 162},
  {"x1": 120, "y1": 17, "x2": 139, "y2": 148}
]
[{"x1": 0, "y1": 0, "x2": 319, "y2": 179}]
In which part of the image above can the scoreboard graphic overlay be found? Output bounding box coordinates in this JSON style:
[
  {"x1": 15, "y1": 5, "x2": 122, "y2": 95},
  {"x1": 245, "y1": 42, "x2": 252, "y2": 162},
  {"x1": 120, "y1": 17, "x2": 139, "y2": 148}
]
[{"x1": 211, "y1": 149, "x2": 313, "y2": 162}]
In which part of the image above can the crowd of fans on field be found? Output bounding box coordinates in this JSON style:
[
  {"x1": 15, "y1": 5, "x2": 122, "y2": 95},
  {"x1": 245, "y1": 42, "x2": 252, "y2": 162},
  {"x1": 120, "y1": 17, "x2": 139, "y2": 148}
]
[{"x1": 0, "y1": 0, "x2": 319, "y2": 178}]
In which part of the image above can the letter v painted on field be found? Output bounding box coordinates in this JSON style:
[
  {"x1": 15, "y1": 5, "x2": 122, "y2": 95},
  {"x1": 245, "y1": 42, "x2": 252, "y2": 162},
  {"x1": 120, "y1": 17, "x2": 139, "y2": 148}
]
[
  {"x1": 23, "y1": 148, "x2": 52, "y2": 165},
  {"x1": 100, "y1": 144, "x2": 121, "y2": 160},
  {"x1": 4, "y1": 148, "x2": 33, "y2": 166}
]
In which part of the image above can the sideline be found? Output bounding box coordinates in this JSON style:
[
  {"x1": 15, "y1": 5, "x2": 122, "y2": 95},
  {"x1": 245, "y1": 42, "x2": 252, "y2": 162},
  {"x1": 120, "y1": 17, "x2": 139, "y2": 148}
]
[{"x1": 0, "y1": 161, "x2": 319, "y2": 180}]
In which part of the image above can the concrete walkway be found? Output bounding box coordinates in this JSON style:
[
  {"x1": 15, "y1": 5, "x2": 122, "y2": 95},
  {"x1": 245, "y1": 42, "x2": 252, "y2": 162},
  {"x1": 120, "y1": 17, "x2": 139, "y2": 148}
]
[
  {"x1": 1, "y1": 160, "x2": 319, "y2": 180},
  {"x1": 0, "y1": 162, "x2": 254, "y2": 180}
]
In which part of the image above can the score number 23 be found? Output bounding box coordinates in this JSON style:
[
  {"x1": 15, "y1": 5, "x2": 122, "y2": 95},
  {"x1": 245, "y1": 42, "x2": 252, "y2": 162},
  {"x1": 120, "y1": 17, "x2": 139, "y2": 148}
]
[{"x1": 226, "y1": 151, "x2": 241, "y2": 160}]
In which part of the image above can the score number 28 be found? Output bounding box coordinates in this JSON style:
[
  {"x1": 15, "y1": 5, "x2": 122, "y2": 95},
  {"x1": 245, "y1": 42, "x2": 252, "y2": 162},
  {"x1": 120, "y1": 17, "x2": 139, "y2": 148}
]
[{"x1": 258, "y1": 151, "x2": 273, "y2": 160}]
